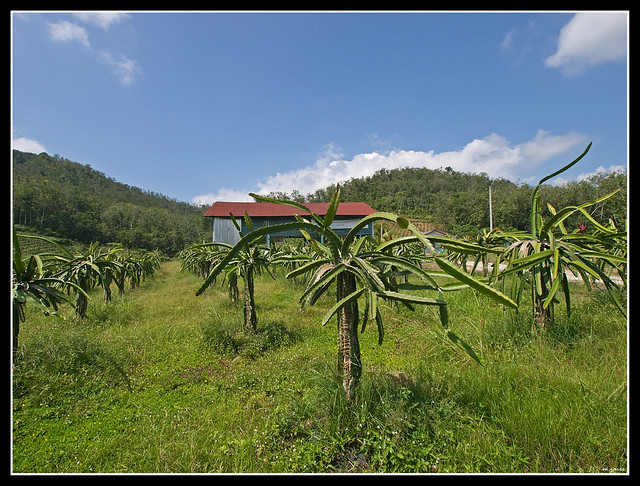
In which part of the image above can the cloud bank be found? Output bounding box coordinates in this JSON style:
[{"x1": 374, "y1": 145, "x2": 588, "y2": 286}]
[
  {"x1": 545, "y1": 12, "x2": 627, "y2": 75},
  {"x1": 192, "y1": 130, "x2": 589, "y2": 206},
  {"x1": 551, "y1": 164, "x2": 627, "y2": 187}
]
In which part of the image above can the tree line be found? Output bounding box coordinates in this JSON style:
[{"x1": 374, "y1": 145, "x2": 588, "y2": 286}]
[
  {"x1": 12, "y1": 150, "x2": 210, "y2": 255},
  {"x1": 283, "y1": 165, "x2": 627, "y2": 237}
]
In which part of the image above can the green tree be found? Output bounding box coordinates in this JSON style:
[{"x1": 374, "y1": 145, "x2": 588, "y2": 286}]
[
  {"x1": 45, "y1": 242, "x2": 126, "y2": 319},
  {"x1": 498, "y1": 143, "x2": 627, "y2": 330},
  {"x1": 219, "y1": 212, "x2": 275, "y2": 331},
  {"x1": 100, "y1": 246, "x2": 126, "y2": 302},
  {"x1": 182, "y1": 218, "x2": 273, "y2": 332},
  {"x1": 12, "y1": 229, "x2": 85, "y2": 361}
]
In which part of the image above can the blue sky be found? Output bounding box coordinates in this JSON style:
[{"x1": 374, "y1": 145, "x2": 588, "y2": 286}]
[{"x1": 12, "y1": 11, "x2": 628, "y2": 205}]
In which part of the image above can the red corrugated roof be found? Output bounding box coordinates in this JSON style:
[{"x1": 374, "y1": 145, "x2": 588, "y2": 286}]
[{"x1": 203, "y1": 201, "x2": 376, "y2": 218}]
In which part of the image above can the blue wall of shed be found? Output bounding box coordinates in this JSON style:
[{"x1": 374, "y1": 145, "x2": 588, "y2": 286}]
[{"x1": 211, "y1": 215, "x2": 373, "y2": 245}]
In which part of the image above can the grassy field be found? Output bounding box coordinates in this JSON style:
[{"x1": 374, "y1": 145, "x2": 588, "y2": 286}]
[{"x1": 12, "y1": 260, "x2": 628, "y2": 474}]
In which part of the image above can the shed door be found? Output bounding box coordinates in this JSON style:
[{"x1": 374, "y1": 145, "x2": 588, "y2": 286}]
[{"x1": 213, "y1": 217, "x2": 241, "y2": 246}]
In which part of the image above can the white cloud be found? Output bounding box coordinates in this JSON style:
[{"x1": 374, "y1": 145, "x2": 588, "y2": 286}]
[
  {"x1": 46, "y1": 20, "x2": 90, "y2": 48},
  {"x1": 191, "y1": 131, "x2": 590, "y2": 206},
  {"x1": 545, "y1": 12, "x2": 627, "y2": 75},
  {"x1": 99, "y1": 52, "x2": 142, "y2": 85},
  {"x1": 501, "y1": 30, "x2": 514, "y2": 51},
  {"x1": 192, "y1": 187, "x2": 255, "y2": 206},
  {"x1": 72, "y1": 12, "x2": 131, "y2": 30},
  {"x1": 517, "y1": 129, "x2": 588, "y2": 165},
  {"x1": 12, "y1": 136, "x2": 47, "y2": 154}
]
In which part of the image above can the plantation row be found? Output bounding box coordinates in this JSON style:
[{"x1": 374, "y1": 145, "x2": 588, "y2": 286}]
[{"x1": 12, "y1": 230, "x2": 162, "y2": 361}]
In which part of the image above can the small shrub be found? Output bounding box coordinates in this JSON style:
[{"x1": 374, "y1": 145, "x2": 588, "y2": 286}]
[
  {"x1": 202, "y1": 318, "x2": 244, "y2": 356},
  {"x1": 88, "y1": 298, "x2": 140, "y2": 327},
  {"x1": 261, "y1": 322, "x2": 298, "y2": 349},
  {"x1": 202, "y1": 313, "x2": 298, "y2": 359}
]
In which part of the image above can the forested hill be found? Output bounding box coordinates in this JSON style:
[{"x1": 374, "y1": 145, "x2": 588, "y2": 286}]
[
  {"x1": 12, "y1": 150, "x2": 210, "y2": 255},
  {"x1": 299, "y1": 165, "x2": 627, "y2": 236}
]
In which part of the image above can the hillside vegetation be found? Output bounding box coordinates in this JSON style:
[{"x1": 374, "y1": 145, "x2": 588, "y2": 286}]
[
  {"x1": 13, "y1": 149, "x2": 626, "y2": 252},
  {"x1": 303, "y1": 166, "x2": 627, "y2": 236},
  {"x1": 12, "y1": 150, "x2": 210, "y2": 255}
]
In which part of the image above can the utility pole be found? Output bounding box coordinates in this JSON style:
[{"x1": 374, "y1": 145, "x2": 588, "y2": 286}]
[{"x1": 489, "y1": 183, "x2": 494, "y2": 231}]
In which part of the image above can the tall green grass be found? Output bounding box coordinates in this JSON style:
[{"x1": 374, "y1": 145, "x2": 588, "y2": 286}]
[{"x1": 12, "y1": 261, "x2": 627, "y2": 473}]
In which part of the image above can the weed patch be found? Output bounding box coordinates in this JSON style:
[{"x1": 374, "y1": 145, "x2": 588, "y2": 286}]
[{"x1": 202, "y1": 310, "x2": 300, "y2": 359}]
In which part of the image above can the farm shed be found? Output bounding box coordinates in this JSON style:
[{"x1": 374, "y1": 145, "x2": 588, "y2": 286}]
[
  {"x1": 203, "y1": 201, "x2": 377, "y2": 246},
  {"x1": 423, "y1": 228, "x2": 454, "y2": 254}
]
